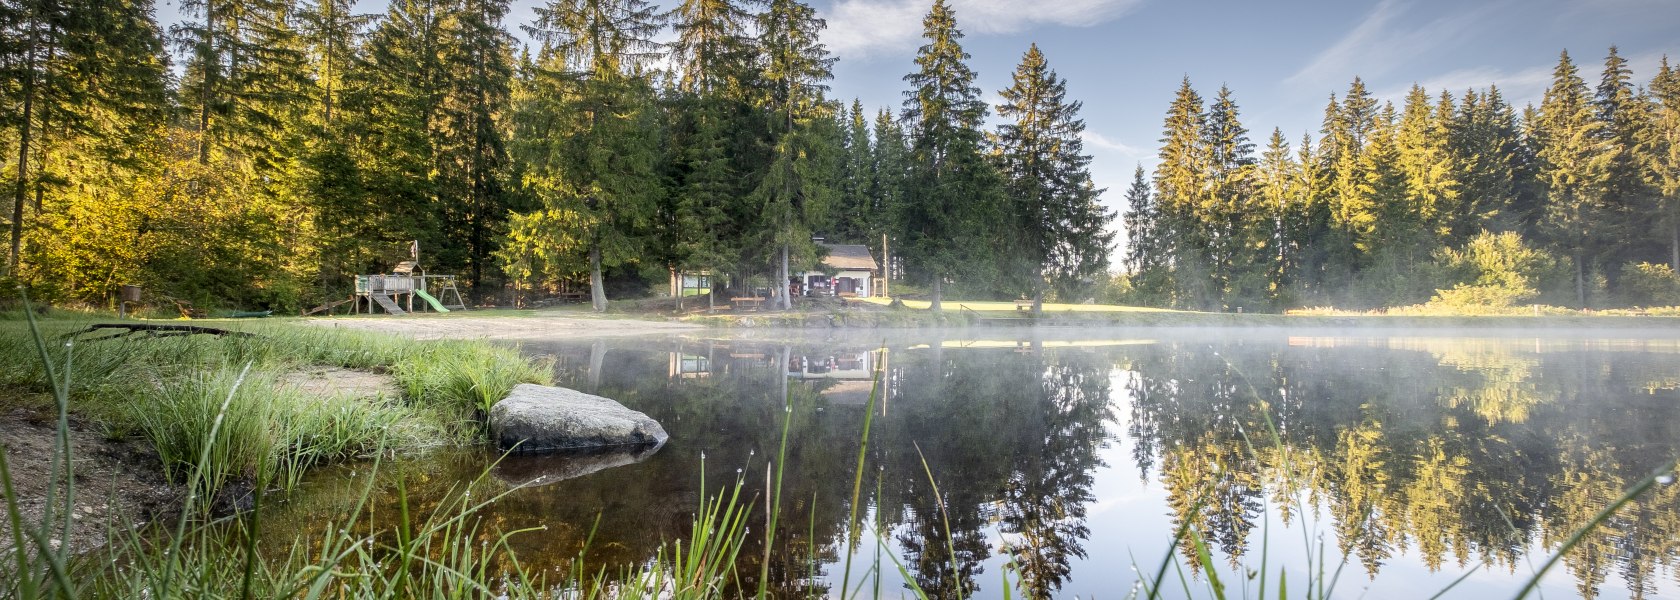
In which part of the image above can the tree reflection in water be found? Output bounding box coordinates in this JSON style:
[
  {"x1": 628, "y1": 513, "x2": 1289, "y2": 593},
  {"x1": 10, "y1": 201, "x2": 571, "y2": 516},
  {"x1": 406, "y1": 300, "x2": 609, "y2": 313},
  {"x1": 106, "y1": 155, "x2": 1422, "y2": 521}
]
[{"x1": 260, "y1": 334, "x2": 1680, "y2": 599}]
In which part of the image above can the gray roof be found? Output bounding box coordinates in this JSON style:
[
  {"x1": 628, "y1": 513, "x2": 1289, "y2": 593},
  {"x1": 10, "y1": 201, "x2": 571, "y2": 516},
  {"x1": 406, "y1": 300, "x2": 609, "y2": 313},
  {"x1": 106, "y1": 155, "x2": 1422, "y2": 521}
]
[{"x1": 821, "y1": 244, "x2": 878, "y2": 271}]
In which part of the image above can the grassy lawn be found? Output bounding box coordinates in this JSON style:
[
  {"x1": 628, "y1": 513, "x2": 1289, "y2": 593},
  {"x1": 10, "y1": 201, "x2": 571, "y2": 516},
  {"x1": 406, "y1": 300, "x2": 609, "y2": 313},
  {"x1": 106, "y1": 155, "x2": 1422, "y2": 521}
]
[{"x1": 849, "y1": 296, "x2": 1187, "y2": 313}]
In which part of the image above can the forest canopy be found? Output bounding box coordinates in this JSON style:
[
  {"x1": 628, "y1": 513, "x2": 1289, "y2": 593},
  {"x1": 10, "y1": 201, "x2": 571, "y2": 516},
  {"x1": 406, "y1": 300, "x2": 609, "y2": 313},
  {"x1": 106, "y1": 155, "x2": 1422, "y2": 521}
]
[{"x1": 2, "y1": 0, "x2": 1676, "y2": 313}]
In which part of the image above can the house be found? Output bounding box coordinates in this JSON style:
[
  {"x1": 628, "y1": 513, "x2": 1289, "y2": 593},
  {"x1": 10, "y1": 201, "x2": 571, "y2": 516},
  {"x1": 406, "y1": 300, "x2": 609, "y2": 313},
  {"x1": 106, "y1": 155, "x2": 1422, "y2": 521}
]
[{"x1": 795, "y1": 243, "x2": 880, "y2": 297}]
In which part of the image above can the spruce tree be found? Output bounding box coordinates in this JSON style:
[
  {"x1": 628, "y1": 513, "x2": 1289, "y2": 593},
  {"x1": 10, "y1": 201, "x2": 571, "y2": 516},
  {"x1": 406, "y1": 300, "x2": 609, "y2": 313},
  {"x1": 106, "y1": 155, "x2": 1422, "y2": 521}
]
[
  {"x1": 1152, "y1": 77, "x2": 1209, "y2": 308},
  {"x1": 1536, "y1": 50, "x2": 1612, "y2": 306},
  {"x1": 1594, "y1": 46, "x2": 1656, "y2": 268},
  {"x1": 668, "y1": 0, "x2": 756, "y2": 95},
  {"x1": 753, "y1": 0, "x2": 836, "y2": 310},
  {"x1": 898, "y1": 0, "x2": 1003, "y2": 311},
  {"x1": 870, "y1": 106, "x2": 908, "y2": 276},
  {"x1": 1651, "y1": 57, "x2": 1680, "y2": 269},
  {"x1": 834, "y1": 99, "x2": 875, "y2": 244},
  {"x1": 1395, "y1": 85, "x2": 1459, "y2": 237},
  {"x1": 1201, "y1": 85, "x2": 1260, "y2": 308},
  {"x1": 664, "y1": 0, "x2": 760, "y2": 299},
  {"x1": 503, "y1": 0, "x2": 666, "y2": 311},
  {"x1": 1122, "y1": 164, "x2": 1169, "y2": 304},
  {"x1": 994, "y1": 44, "x2": 1112, "y2": 310},
  {"x1": 340, "y1": 0, "x2": 449, "y2": 273},
  {"x1": 1257, "y1": 129, "x2": 1299, "y2": 302},
  {"x1": 435, "y1": 0, "x2": 516, "y2": 291},
  {"x1": 3, "y1": 0, "x2": 168, "y2": 276}
]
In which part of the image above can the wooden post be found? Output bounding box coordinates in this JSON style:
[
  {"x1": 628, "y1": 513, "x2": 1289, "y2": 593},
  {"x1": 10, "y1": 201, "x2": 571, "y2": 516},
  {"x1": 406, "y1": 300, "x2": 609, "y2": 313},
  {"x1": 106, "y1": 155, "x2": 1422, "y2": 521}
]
[{"x1": 881, "y1": 233, "x2": 889, "y2": 298}]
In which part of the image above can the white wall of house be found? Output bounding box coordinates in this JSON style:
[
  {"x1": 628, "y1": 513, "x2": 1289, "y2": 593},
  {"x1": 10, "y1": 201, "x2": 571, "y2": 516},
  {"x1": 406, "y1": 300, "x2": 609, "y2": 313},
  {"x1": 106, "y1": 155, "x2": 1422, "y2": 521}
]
[{"x1": 798, "y1": 270, "x2": 873, "y2": 297}]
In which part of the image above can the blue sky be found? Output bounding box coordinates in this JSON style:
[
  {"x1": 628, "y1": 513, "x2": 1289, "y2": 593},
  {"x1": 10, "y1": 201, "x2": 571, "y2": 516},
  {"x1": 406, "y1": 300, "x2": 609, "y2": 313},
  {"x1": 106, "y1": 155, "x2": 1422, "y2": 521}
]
[{"x1": 153, "y1": 0, "x2": 1680, "y2": 228}]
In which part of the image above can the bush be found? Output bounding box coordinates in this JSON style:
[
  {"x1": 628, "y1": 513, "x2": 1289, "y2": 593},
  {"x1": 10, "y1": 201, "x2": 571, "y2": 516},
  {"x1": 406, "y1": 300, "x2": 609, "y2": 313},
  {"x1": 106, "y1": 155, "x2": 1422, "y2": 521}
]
[
  {"x1": 1427, "y1": 231, "x2": 1556, "y2": 310},
  {"x1": 1617, "y1": 262, "x2": 1680, "y2": 307}
]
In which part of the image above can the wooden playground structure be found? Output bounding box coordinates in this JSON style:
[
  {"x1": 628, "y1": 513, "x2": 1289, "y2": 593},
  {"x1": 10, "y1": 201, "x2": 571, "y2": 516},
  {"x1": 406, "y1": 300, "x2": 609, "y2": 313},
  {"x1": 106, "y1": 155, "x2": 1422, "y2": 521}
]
[{"x1": 303, "y1": 259, "x2": 466, "y2": 316}]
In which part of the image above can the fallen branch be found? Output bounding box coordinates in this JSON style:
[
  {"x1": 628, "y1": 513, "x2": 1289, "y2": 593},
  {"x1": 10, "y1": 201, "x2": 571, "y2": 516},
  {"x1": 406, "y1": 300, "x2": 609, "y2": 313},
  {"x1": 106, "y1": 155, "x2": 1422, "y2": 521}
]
[{"x1": 63, "y1": 323, "x2": 257, "y2": 342}]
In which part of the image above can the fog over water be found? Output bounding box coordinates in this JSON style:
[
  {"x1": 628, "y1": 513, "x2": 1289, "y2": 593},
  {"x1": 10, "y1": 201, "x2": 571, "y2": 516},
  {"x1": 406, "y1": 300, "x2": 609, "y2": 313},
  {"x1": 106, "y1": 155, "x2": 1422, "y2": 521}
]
[{"x1": 271, "y1": 327, "x2": 1680, "y2": 599}]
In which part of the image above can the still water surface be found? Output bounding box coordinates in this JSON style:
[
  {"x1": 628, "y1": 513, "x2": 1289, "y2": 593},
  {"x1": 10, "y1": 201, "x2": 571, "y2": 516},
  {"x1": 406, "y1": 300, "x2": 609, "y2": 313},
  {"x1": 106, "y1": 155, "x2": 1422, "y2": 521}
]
[{"x1": 274, "y1": 330, "x2": 1680, "y2": 599}]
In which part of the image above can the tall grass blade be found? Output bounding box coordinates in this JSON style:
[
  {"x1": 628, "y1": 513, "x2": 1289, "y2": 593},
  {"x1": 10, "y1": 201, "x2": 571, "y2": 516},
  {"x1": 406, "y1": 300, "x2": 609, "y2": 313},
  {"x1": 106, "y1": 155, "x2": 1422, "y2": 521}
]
[
  {"x1": 839, "y1": 345, "x2": 884, "y2": 600},
  {"x1": 1509, "y1": 458, "x2": 1678, "y2": 600},
  {"x1": 913, "y1": 441, "x2": 963, "y2": 598}
]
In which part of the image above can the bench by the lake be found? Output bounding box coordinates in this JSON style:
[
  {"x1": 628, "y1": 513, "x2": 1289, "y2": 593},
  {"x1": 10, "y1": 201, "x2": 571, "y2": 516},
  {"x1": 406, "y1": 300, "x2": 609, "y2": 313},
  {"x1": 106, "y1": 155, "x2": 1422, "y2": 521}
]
[{"x1": 731, "y1": 297, "x2": 766, "y2": 311}]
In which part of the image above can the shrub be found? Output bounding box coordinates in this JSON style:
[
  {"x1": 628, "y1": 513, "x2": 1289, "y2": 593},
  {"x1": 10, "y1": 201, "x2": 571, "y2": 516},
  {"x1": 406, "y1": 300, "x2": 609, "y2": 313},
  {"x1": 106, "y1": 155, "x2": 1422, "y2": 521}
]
[
  {"x1": 1428, "y1": 231, "x2": 1556, "y2": 310},
  {"x1": 1617, "y1": 262, "x2": 1680, "y2": 307}
]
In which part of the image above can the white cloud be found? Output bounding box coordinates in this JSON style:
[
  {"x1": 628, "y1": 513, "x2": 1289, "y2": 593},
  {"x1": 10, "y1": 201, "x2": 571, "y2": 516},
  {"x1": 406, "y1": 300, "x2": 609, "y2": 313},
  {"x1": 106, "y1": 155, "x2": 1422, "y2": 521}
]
[
  {"x1": 1286, "y1": 0, "x2": 1502, "y2": 87},
  {"x1": 1376, "y1": 49, "x2": 1672, "y2": 109},
  {"x1": 821, "y1": 0, "x2": 1144, "y2": 60},
  {"x1": 1372, "y1": 64, "x2": 1553, "y2": 106},
  {"x1": 1081, "y1": 130, "x2": 1145, "y2": 158}
]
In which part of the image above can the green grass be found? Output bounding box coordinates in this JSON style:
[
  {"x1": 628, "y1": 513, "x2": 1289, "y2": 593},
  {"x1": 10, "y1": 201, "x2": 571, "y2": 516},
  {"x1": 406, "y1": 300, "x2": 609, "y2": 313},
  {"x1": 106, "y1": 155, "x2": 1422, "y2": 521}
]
[{"x1": 0, "y1": 313, "x2": 550, "y2": 496}]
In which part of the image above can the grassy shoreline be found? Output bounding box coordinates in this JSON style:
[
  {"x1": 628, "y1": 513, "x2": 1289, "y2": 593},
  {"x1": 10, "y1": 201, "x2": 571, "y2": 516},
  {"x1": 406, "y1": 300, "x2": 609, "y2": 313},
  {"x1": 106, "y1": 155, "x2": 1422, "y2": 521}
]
[
  {"x1": 684, "y1": 303, "x2": 1680, "y2": 329},
  {"x1": 0, "y1": 315, "x2": 551, "y2": 505}
]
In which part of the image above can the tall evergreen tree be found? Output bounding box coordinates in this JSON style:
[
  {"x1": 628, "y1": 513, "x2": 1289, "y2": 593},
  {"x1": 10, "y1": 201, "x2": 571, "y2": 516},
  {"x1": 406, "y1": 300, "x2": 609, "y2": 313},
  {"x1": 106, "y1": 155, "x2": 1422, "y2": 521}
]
[
  {"x1": 1594, "y1": 46, "x2": 1655, "y2": 268},
  {"x1": 3, "y1": 0, "x2": 168, "y2": 272},
  {"x1": 668, "y1": 0, "x2": 755, "y2": 95},
  {"x1": 502, "y1": 0, "x2": 665, "y2": 311},
  {"x1": 338, "y1": 0, "x2": 449, "y2": 275},
  {"x1": 435, "y1": 0, "x2": 516, "y2": 291},
  {"x1": 833, "y1": 99, "x2": 874, "y2": 243},
  {"x1": 870, "y1": 106, "x2": 908, "y2": 273},
  {"x1": 1152, "y1": 77, "x2": 1209, "y2": 308},
  {"x1": 1651, "y1": 57, "x2": 1680, "y2": 269},
  {"x1": 1395, "y1": 85, "x2": 1459, "y2": 237},
  {"x1": 753, "y1": 0, "x2": 836, "y2": 310},
  {"x1": 1536, "y1": 50, "x2": 1612, "y2": 306},
  {"x1": 1201, "y1": 85, "x2": 1260, "y2": 308},
  {"x1": 1448, "y1": 86, "x2": 1524, "y2": 237},
  {"x1": 1122, "y1": 164, "x2": 1170, "y2": 303},
  {"x1": 994, "y1": 44, "x2": 1112, "y2": 310},
  {"x1": 898, "y1": 0, "x2": 1003, "y2": 311},
  {"x1": 1256, "y1": 128, "x2": 1299, "y2": 301}
]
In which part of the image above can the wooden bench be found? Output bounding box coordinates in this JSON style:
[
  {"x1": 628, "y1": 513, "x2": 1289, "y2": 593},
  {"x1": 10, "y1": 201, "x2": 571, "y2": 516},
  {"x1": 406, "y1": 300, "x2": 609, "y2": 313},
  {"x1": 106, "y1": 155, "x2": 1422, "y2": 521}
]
[
  {"x1": 1014, "y1": 299, "x2": 1034, "y2": 311},
  {"x1": 731, "y1": 297, "x2": 765, "y2": 311}
]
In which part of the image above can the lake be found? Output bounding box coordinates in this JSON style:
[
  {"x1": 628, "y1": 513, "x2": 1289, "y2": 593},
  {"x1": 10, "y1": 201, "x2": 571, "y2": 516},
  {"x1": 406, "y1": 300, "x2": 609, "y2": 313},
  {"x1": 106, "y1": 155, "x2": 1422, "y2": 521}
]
[{"x1": 271, "y1": 329, "x2": 1680, "y2": 599}]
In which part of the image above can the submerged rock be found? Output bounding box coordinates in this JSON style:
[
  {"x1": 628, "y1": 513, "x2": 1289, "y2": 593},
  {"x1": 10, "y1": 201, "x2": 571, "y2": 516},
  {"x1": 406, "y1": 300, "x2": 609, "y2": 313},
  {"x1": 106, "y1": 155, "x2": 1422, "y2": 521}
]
[
  {"x1": 489, "y1": 384, "x2": 668, "y2": 453},
  {"x1": 492, "y1": 444, "x2": 663, "y2": 488}
]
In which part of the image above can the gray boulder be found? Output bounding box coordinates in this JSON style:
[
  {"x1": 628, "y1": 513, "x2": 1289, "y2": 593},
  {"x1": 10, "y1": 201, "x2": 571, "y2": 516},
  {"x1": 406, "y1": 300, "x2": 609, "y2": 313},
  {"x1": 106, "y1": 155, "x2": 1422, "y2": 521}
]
[{"x1": 490, "y1": 384, "x2": 668, "y2": 453}]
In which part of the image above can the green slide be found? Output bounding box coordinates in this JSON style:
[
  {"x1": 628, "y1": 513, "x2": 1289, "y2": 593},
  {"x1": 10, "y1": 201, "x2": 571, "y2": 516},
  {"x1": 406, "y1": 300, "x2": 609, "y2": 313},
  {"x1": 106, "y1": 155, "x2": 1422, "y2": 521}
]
[{"x1": 414, "y1": 289, "x2": 451, "y2": 313}]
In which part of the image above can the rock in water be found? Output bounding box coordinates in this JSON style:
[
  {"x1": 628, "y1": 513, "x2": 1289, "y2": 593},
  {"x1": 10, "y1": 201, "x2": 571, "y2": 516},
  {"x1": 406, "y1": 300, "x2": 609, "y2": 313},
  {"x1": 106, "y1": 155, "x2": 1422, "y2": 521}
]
[
  {"x1": 492, "y1": 444, "x2": 663, "y2": 488},
  {"x1": 490, "y1": 384, "x2": 669, "y2": 453}
]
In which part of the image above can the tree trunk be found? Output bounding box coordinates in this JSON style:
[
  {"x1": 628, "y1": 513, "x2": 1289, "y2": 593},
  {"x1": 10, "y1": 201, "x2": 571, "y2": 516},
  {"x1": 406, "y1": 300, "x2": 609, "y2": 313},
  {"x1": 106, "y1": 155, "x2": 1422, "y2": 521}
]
[
  {"x1": 1671, "y1": 222, "x2": 1678, "y2": 272},
  {"x1": 1574, "y1": 250, "x2": 1586, "y2": 308},
  {"x1": 197, "y1": 0, "x2": 215, "y2": 164},
  {"x1": 10, "y1": 34, "x2": 37, "y2": 274},
  {"x1": 587, "y1": 340, "x2": 605, "y2": 393},
  {"x1": 777, "y1": 244, "x2": 791, "y2": 311},
  {"x1": 589, "y1": 243, "x2": 607, "y2": 312},
  {"x1": 930, "y1": 278, "x2": 942, "y2": 312},
  {"x1": 1031, "y1": 288, "x2": 1044, "y2": 317},
  {"x1": 778, "y1": 345, "x2": 790, "y2": 402}
]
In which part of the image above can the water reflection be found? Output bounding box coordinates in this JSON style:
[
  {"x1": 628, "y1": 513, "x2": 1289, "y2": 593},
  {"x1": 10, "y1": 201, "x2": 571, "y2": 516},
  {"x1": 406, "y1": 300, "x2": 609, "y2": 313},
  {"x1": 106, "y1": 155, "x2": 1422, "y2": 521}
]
[{"x1": 266, "y1": 333, "x2": 1680, "y2": 599}]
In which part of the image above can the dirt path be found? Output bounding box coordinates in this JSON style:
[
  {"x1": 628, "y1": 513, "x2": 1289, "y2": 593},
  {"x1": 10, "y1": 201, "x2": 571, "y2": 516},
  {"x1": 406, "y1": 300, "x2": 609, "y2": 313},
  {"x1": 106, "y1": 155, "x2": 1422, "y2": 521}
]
[
  {"x1": 0, "y1": 409, "x2": 178, "y2": 554},
  {"x1": 306, "y1": 312, "x2": 704, "y2": 340}
]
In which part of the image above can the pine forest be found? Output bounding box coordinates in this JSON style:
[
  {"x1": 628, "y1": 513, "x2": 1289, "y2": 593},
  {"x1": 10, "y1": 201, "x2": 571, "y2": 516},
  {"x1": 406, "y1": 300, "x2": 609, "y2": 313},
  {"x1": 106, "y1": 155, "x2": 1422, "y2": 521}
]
[{"x1": 5, "y1": 0, "x2": 1680, "y2": 314}]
